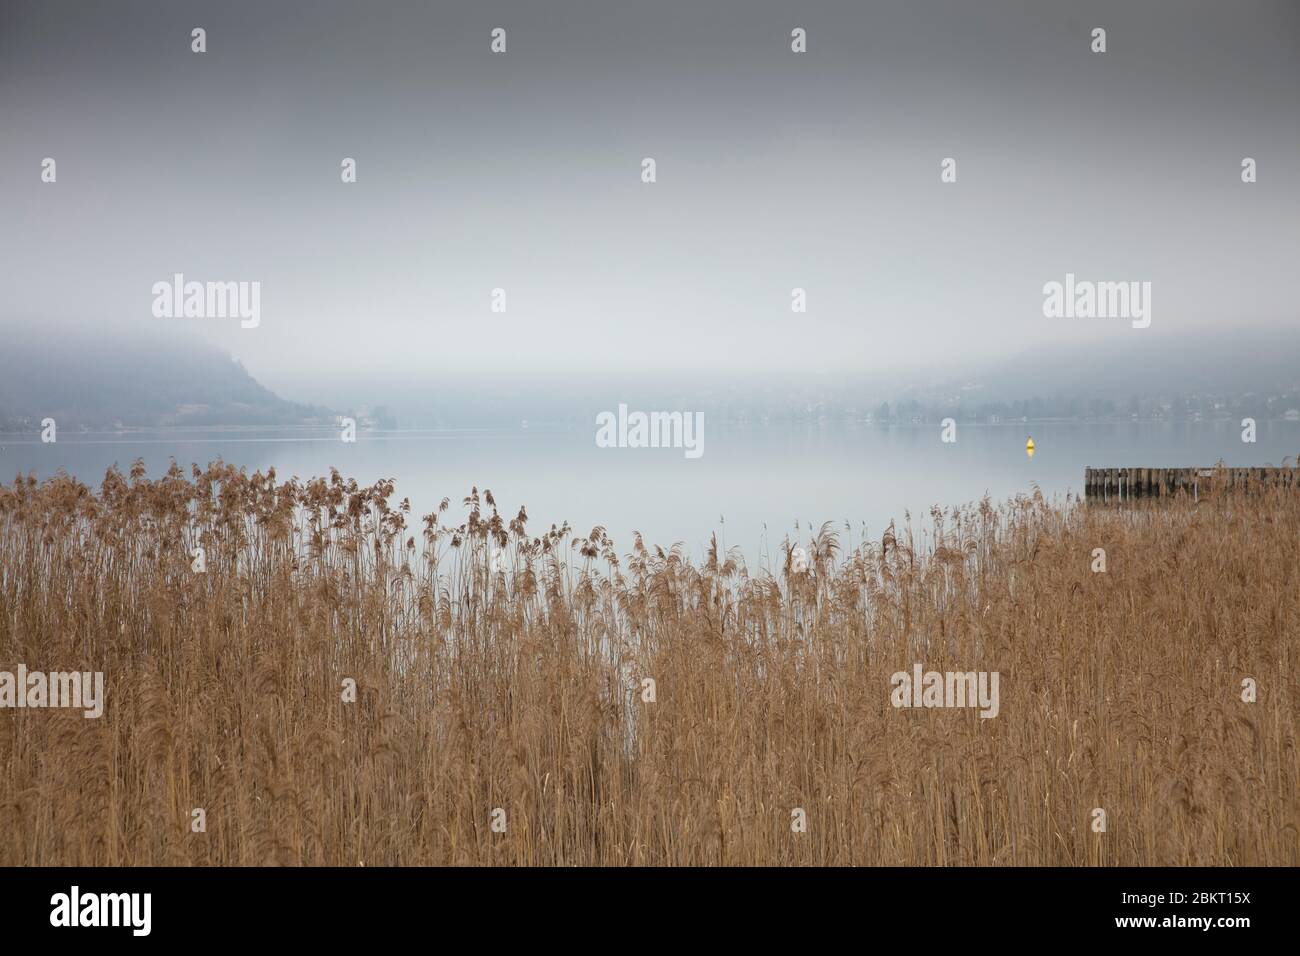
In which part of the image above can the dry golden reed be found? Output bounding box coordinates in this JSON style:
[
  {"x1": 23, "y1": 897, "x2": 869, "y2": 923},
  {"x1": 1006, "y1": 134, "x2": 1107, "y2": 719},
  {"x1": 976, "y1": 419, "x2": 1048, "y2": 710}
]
[{"x1": 0, "y1": 460, "x2": 1295, "y2": 866}]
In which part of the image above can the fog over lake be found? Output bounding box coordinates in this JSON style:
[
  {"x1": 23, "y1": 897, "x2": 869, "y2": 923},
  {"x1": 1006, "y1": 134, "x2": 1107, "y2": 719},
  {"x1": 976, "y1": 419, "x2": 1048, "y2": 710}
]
[{"x1": 3, "y1": 0, "x2": 1298, "y2": 568}]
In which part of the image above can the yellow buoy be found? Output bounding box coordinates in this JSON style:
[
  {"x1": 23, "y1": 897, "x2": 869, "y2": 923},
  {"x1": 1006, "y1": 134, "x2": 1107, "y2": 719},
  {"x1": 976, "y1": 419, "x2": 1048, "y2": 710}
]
[{"x1": 1026, "y1": 436, "x2": 1035, "y2": 459}]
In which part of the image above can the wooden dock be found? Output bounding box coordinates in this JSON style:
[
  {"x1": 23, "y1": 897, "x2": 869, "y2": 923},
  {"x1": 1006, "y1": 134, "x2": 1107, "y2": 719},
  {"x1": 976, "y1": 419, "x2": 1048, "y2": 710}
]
[{"x1": 1084, "y1": 466, "x2": 1298, "y2": 501}]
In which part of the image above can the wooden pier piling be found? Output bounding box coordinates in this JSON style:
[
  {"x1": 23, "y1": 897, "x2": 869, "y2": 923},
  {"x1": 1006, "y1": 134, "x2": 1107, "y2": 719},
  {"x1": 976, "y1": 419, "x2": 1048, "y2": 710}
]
[{"x1": 1084, "y1": 466, "x2": 1297, "y2": 502}]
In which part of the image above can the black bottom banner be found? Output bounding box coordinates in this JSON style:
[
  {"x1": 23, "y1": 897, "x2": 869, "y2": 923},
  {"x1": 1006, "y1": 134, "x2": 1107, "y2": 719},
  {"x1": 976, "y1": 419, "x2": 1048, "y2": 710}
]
[{"x1": 0, "y1": 866, "x2": 1282, "y2": 944}]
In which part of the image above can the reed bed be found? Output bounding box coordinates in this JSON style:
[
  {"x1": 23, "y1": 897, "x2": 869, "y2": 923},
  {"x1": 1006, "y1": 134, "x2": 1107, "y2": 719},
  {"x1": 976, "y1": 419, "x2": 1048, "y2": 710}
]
[{"x1": 0, "y1": 460, "x2": 1295, "y2": 865}]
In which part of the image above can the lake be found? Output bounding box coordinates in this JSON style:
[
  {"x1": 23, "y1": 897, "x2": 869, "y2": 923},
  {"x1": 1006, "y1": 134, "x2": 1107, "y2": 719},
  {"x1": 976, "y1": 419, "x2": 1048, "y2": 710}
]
[{"x1": 4, "y1": 420, "x2": 1297, "y2": 568}]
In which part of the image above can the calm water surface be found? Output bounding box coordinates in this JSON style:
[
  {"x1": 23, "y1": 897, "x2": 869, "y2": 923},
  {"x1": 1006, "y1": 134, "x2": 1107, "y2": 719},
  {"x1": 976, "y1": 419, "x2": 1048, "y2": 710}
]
[{"x1": 4, "y1": 421, "x2": 1297, "y2": 567}]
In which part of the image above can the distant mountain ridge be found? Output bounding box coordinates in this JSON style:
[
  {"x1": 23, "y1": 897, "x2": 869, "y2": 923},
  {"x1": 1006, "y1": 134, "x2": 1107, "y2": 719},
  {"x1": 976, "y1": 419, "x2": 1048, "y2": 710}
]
[
  {"x1": 0, "y1": 327, "x2": 330, "y2": 430},
  {"x1": 1, "y1": 324, "x2": 1295, "y2": 430},
  {"x1": 964, "y1": 328, "x2": 1300, "y2": 402}
]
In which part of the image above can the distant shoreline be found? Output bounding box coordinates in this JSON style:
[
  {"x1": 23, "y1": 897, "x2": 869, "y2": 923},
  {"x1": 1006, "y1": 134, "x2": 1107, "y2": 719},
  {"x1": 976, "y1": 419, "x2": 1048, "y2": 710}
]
[{"x1": 2, "y1": 415, "x2": 1298, "y2": 438}]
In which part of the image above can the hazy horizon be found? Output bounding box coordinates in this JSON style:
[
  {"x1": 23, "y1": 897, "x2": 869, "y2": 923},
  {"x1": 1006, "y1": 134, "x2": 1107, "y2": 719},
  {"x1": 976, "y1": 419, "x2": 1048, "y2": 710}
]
[{"x1": 3, "y1": 0, "x2": 1298, "y2": 399}]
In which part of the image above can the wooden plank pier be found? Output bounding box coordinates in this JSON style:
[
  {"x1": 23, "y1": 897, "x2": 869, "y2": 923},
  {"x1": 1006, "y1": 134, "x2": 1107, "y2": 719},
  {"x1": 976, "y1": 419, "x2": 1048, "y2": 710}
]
[{"x1": 1084, "y1": 466, "x2": 1298, "y2": 502}]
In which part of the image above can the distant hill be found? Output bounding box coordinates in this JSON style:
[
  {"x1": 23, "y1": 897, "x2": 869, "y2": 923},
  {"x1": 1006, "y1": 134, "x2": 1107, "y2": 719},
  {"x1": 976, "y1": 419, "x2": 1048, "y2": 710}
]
[
  {"x1": 0, "y1": 326, "x2": 331, "y2": 430},
  {"x1": 964, "y1": 328, "x2": 1300, "y2": 402},
  {"x1": 3, "y1": 322, "x2": 1294, "y2": 431},
  {"x1": 857, "y1": 326, "x2": 1300, "y2": 423}
]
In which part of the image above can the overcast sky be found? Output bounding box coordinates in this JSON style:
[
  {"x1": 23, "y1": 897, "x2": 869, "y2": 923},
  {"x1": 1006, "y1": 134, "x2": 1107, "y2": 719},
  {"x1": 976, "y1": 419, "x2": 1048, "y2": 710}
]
[{"x1": 2, "y1": 0, "x2": 1297, "y2": 401}]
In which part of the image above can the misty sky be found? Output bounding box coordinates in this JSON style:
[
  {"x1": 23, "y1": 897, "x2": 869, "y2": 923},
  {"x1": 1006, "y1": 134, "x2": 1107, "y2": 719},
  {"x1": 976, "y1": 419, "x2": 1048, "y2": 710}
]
[{"x1": 2, "y1": 0, "x2": 1297, "y2": 403}]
